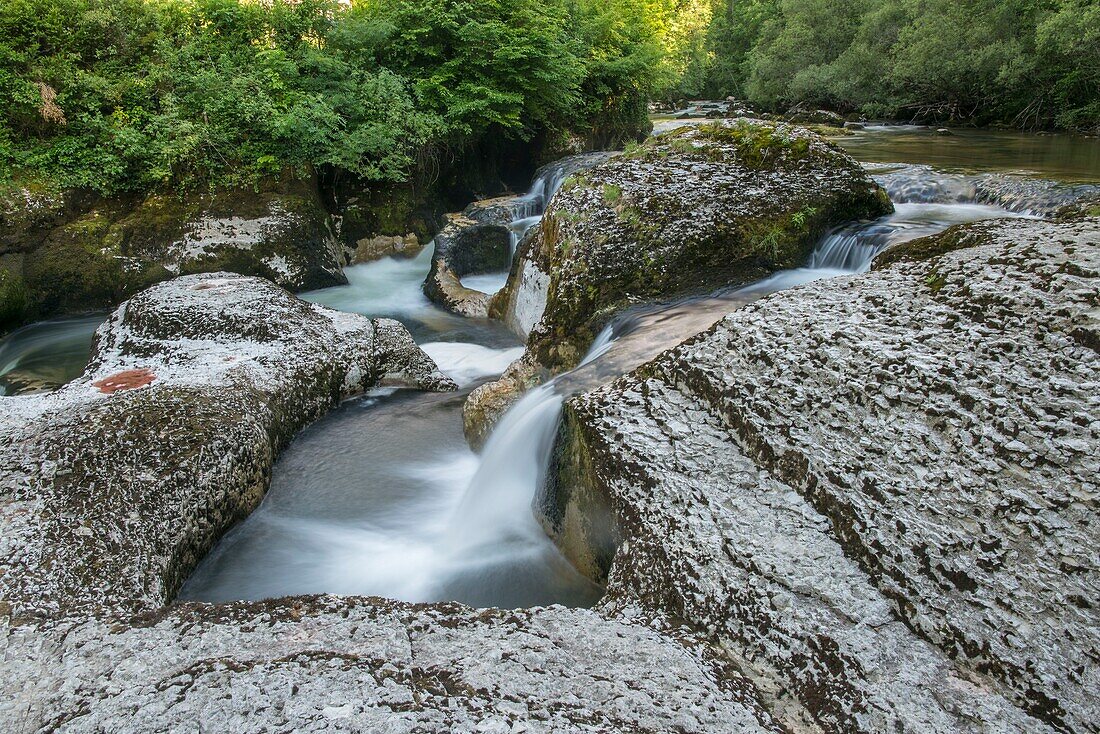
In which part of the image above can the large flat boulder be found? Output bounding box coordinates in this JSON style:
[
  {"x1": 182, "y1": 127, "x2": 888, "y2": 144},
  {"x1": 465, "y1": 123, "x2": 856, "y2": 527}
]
[
  {"x1": 1, "y1": 597, "x2": 782, "y2": 733},
  {"x1": 0, "y1": 273, "x2": 453, "y2": 620},
  {"x1": 547, "y1": 216, "x2": 1098, "y2": 732}
]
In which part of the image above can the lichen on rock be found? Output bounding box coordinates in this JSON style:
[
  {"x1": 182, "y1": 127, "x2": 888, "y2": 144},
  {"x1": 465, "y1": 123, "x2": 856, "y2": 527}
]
[
  {"x1": 501, "y1": 119, "x2": 892, "y2": 374},
  {"x1": 469, "y1": 119, "x2": 892, "y2": 442},
  {"x1": 1, "y1": 597, "x2": 783, "y2": 733},
  {"x1": 546, "y1": 216, "x2": 1100, "y2": 732}
]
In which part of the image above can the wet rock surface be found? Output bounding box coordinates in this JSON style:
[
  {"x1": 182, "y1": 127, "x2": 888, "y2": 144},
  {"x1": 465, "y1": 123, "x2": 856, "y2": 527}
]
[
  {"x1": 425, "y1": 153, "x2": 619, "y2": 319},
  {"x1": 423, "y1": 213, "x2": 512, "y2": 317},
  {"x1": 0, "y1": 273, "x2": 453, "y2": 621},
  {"x1": 549, "y1": 216, "x2": 1099, "y2": 732},
  {"x1": 497, "y1": 119, "x2": 892, "y2": 374},
  {"x1": 463, "y1": 354, "x2": 547, "y2": 451}
]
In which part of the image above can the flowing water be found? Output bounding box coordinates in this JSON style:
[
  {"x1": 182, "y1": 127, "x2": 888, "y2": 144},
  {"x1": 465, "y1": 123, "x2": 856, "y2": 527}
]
[
  {"x1": 180, "y1": 165, "x2": 606, "y2": 608},
  {"x1": 0, "y1": 314, "x2": 104, "y2": 396},
  {"x1": 835, "y1": 125, "x2": 1100, "y2": 183},
  {"x1": 3, "y1": 126, "x2": 1095, "y2": 608}
]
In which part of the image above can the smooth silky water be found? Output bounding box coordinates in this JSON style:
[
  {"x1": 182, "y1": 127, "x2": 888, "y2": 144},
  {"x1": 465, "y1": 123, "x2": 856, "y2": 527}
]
[
  {"x1": 0, "y1": 314, "x2": 104, "y2": 396},
  {"x1": 2, "y1": 127, "x2": 1092, "y2": 608}
]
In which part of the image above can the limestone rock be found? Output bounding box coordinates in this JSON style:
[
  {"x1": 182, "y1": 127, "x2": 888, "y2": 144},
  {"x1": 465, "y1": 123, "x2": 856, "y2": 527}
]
[
  {"x1": 0, "y1": 181, "x2": 347, "y2": 333},
  {"x1": 352, "y1": 232, "x2": 422, "y2": 263},
  {"x1": 423, "y1": 214, "x2": 512, "y2": 317},
  {"x1": 547, "y1": 216, "x2": 1099, "y2": 732},
  {"x1": 0, "y1": 273, "x2": 453, "y2": 620},
  {"x1": 1, "y1": 597, "x2": 781, "y2": 734}
]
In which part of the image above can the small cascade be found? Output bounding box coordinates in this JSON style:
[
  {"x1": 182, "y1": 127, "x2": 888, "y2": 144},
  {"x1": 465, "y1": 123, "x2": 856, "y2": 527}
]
[
  {"x1": 442, "y1": 384, "x2": 563, "y2": 555},
  {"x1": 504, "y1": 153, "x2": 616, "y2": 224},
  {"x1": 432, "y1": 197, "x2": 1041, "y2": 584},
  {"x1": 458, "y1": 157, "x2": 593, "y2": 298},
  {"x1": 177, "y1": 135, "x2": 1067, "y2": 612},
  {"x1": 808, "y1": 223, "x2": 897, "y2": 272},
  {"x1": 872, "y1": 164, "x2": 1098, "y2": 217},
  {"x1": 507, "y1": 215, "x2": 542, "y2": 254},
  {"x1": 506, "y1": 164, "x2": 569, "y2": 220}
]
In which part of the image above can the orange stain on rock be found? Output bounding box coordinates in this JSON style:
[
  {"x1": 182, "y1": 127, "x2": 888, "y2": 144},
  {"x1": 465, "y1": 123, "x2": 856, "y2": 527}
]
[{"x1": 93, "y1": 368, "x2": 156, "y2": 394}]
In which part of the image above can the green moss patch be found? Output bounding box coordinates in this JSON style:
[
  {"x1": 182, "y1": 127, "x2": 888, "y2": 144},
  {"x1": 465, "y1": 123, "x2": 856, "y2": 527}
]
[
  {"x1": 696, "y1": 122, "x2": 811, "y2": 168},
  {"x1": 874, "y1": 223, "x2": 995, "y2": 270}
]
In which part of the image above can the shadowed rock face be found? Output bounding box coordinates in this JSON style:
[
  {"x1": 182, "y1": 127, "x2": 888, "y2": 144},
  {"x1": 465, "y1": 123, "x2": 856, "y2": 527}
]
[
  {"x1": 548, "y1": 216, "x2": 1099, "y2": 733},
  {"x1": 0, "y1": 273, "x2": 453, "y2": 621},
  {"x1": 0, "y1": 181, "x2": 347, "y2": 333},
  {"x1": 498, "y1": 120, "x2": 892, "y2": 374},
  {"x1": 423, "y1": 213, "x2": 512, "y2": 318}
]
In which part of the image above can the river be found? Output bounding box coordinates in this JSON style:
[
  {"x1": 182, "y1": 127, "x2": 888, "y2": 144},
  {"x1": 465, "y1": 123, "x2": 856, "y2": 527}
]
[{"x1": 2, "y1": 125, "x2": 1096, "y2": 608}]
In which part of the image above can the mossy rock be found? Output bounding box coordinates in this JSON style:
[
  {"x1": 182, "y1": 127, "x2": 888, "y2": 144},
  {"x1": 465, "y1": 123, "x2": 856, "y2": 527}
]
[
  {"x1": 22, "y1": 204, "x2": 170, "y2": 317},
  {"x1": 4, "y1": 179, "x2": 345, "y2": 329},
  {"x1": 0, "y1": 267, "x2": 30, "y2": 333},
  {"x1": 501, "y1": 119, "x2": 893, "y2": 372},
  {"x1": 337, "y1": 181, "x2": 445, "y2": 257},
  {"x1": 873, "y1": 222, "x2": 998, "y2": 270}
]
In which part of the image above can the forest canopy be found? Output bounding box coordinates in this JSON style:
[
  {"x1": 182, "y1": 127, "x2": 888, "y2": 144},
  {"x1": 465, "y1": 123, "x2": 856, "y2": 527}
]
[
  {"x1": 0, "y1": 0, "x2": 666, "y2": 194},
  {"x1": 671, "y1": 0, "x2": 1099, "y2": 132},
  {"x1": 1, "y1": 0, "x2": 1096, "y2": 196}
]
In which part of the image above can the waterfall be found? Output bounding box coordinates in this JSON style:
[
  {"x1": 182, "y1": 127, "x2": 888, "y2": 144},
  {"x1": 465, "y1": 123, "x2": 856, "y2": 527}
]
[
  {"x1": 507, "y1": 162, "x2": 571, "y2": 221},
  {"x1": 507, "y1": 215, "x2": 542, "y2": 254},
  {"x1": 808, "y1": 223, "x2": 896, "y2": 272},
  {"x1": 442, "y1": 385, "x2": 564, "y2": 554},
  {"x1": 438, "y1": 318, "x2": 617, "y2": 564},
  {"x1": 444, "y1": 224, "x2": 893, "y2": 561}
]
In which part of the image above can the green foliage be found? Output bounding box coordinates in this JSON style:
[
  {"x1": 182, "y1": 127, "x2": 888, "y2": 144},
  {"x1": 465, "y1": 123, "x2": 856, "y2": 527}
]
[
  {"x1": 675, "y1": 0, "x2": 1098, "y2": 132},
  {"x1": 0, "y1": 0, "x2": 666, "y2": 195},
  {"x1": 789, "y1": 205, "x2": 817, "y2": 229},
  {"x1": 568, "y1": 0, "x2": 666, "y2": 146}
]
